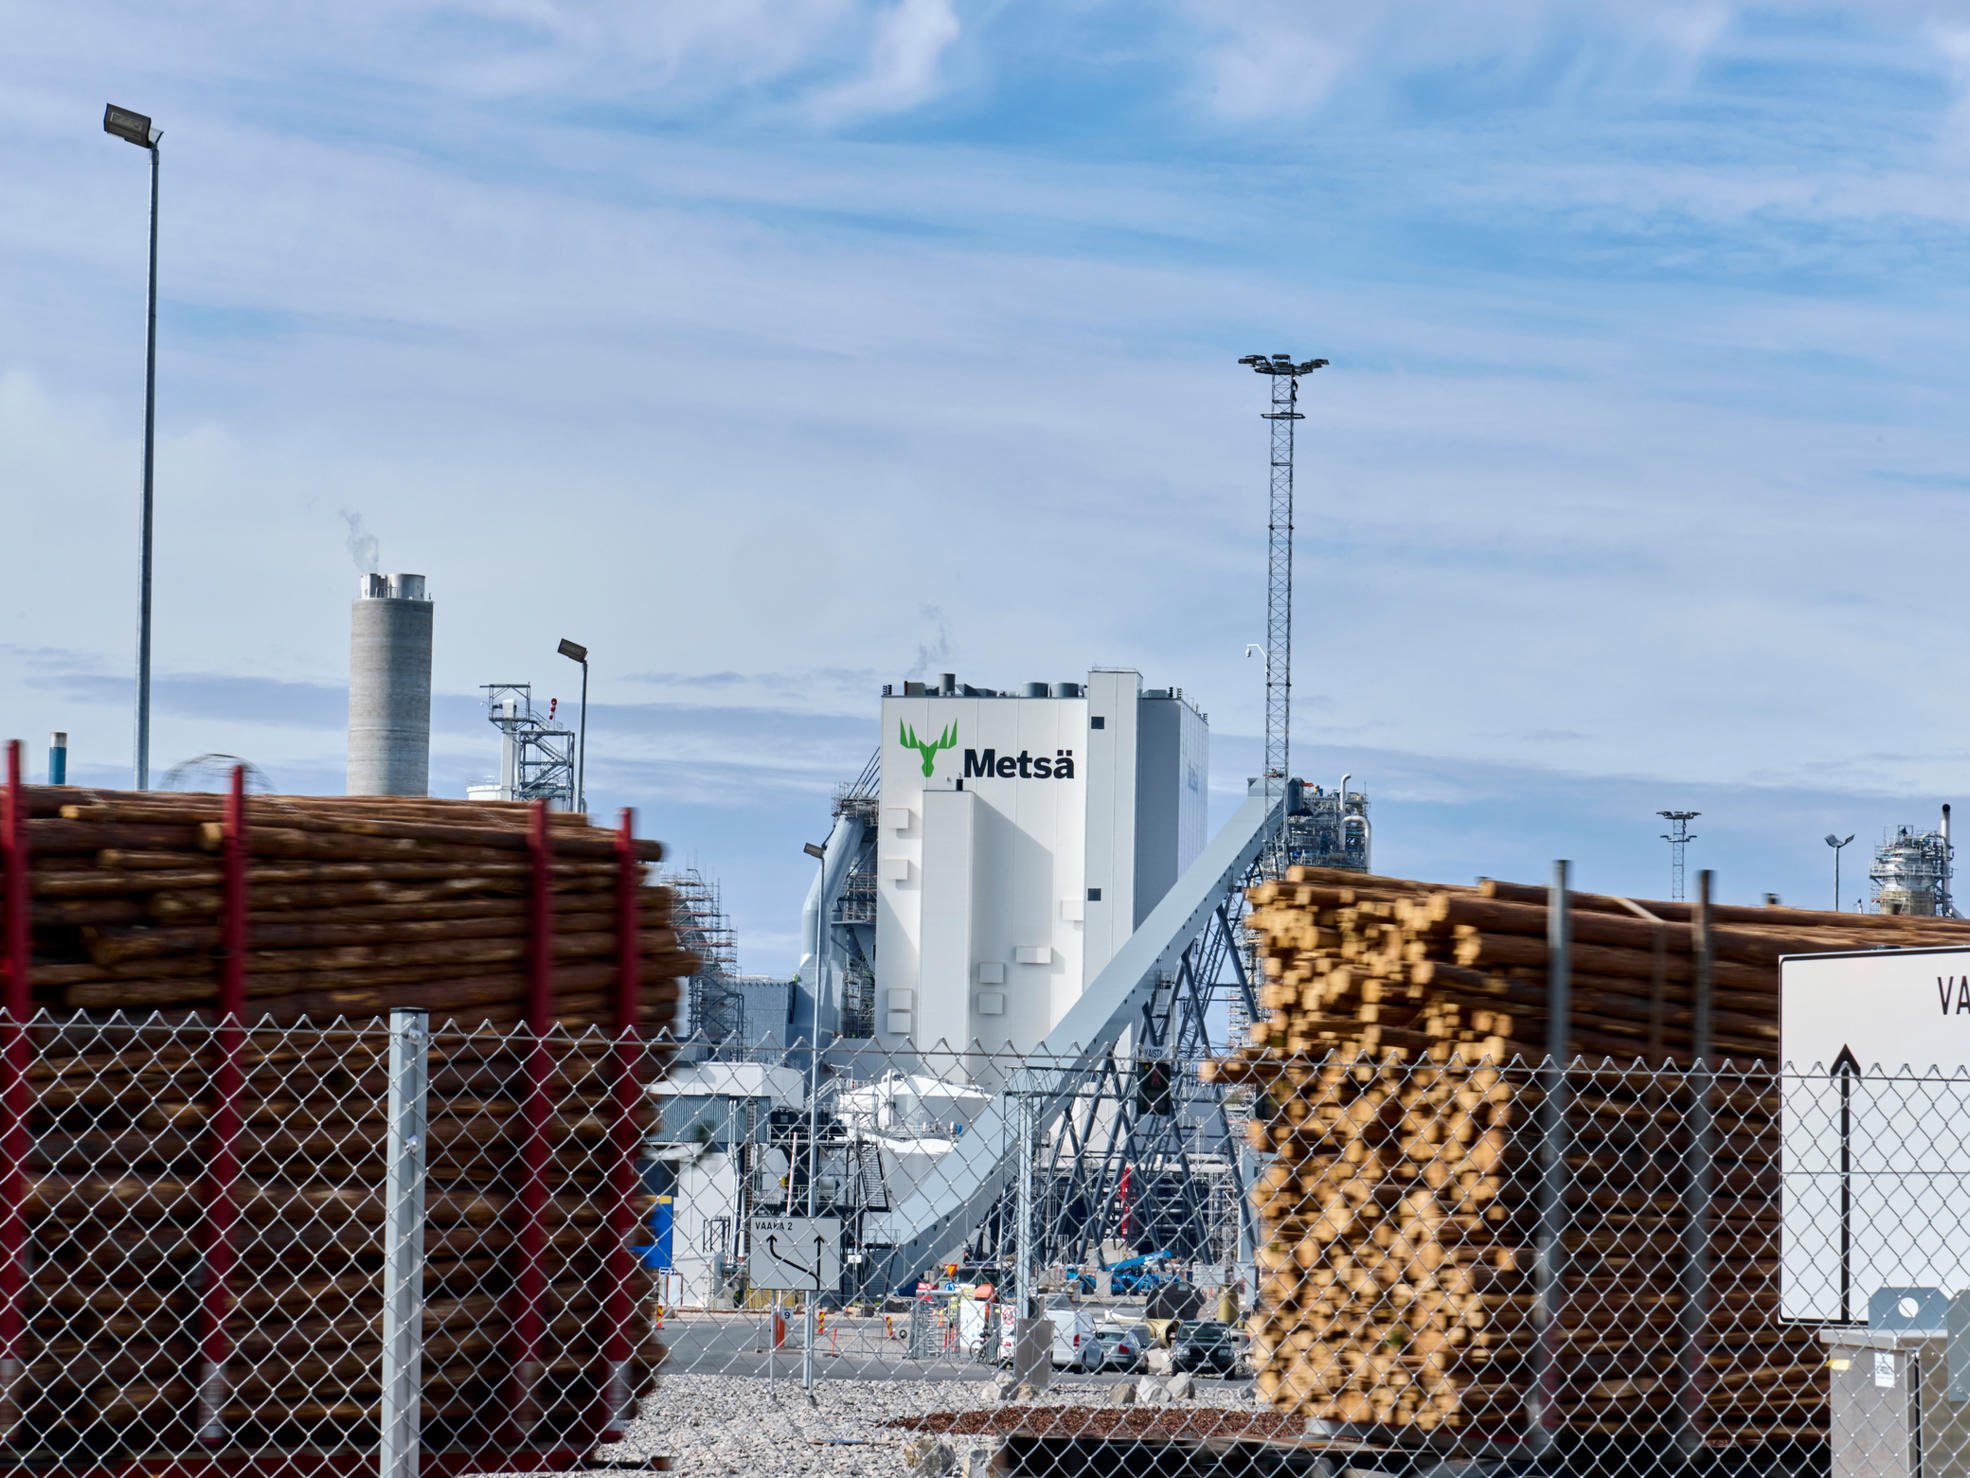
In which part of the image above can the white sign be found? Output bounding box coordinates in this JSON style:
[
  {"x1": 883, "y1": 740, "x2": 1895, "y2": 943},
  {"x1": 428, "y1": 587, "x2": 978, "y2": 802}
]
[
  {"x1": 1781, "y1": 948, "x2": 1970, "y2": 1321},
  {"x1": 1875, "y1": 1352, "x2": 1898, "y2": 1390},
  {"x1": 747, "y1": 1215, "x2": 842, "y2": 1291}
]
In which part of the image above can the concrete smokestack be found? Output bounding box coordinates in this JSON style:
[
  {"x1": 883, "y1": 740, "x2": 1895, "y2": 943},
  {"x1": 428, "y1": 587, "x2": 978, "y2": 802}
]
[{"x1": 347, "y1": 573, "x2": 433, "y2": 796}]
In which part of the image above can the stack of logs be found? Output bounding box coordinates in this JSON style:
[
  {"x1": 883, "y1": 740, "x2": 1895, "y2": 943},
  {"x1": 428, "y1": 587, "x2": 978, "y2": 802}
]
[
  {"x1": 1209, "y1": 867, "x2": 1970, "y2": 1447},
  {"x1": 0, "y1": 780, "x2": 688, "y2": 1464}
]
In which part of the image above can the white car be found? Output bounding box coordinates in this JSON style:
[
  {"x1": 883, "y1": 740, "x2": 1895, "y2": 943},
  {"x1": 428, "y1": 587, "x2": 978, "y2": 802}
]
[{"x1": 996, "y1": 1306, "x2": 1101, "y2": 1370}]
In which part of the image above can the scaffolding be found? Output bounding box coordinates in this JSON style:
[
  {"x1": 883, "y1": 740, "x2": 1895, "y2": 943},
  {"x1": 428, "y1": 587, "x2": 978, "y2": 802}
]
[{"x1": 667, "y1": 868, "x2": 742, "y2": 1042}]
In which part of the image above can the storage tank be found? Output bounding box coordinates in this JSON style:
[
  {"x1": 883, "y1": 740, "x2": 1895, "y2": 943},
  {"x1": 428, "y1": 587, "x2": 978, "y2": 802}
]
[{"x1": 347, "y1": 573, "x2": 433, "y2": 796}]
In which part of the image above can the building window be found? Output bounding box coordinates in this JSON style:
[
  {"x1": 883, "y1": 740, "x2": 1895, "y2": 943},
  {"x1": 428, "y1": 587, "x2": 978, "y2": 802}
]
[
  {"x1": 1087, "y1": 887, "x2": 1102, "y2": 901},
  {"x1": 1090, "y1": 716, "x2": 1106, "y2": 730}
]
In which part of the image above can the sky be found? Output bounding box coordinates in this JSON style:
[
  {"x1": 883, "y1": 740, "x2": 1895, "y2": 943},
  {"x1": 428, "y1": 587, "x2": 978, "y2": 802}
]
[{"x1": 5, "y1": 2, "x2": 1970, "y2": 971}]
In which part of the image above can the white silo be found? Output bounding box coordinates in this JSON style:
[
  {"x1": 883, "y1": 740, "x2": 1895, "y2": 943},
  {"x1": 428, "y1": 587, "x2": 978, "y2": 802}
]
[{"x1": 347, "y1": 573, "x2": 433, "y2": 796}]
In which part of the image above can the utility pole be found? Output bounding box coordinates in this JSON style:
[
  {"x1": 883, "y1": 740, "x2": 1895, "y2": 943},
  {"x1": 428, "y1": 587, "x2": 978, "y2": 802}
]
[
  {"x1": 1658, "y1": 810, "x2": 1700, "y2": 902},
  {"x1": 1238, "y1": 353, "x2": 1327, "y2": 877}
]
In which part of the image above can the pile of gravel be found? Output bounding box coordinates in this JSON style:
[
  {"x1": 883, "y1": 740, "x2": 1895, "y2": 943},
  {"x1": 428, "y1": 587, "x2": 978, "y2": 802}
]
[{"x1": 620, "y1": 1373, "x2": 1254, "y2": 1476}]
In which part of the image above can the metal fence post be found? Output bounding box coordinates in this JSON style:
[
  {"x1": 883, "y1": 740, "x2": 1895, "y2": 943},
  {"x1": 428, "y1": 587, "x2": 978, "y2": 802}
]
[
  {"x1": 380, "y1": 1008, "x2": 430, "y2": 1478},
  {"x1": 1677, "y1": 870, "x2": 1717, "y2": 1457},
  {"x1": 1015, "y1": 1083, "x2": 1034, "y2": 1321},
  {"x1": 1529, "y1": 858, "x2": 1571, "y2": 1453}
]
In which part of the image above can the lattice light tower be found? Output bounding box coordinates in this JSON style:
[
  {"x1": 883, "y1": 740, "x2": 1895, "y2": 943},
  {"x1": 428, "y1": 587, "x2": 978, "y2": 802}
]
[
  {"x1": 1240, "y1": 352, "x2": 1328, "y2": 876},
  {"x1": 1658, "y1": 809, "x2": 1700, "y2": 902}
]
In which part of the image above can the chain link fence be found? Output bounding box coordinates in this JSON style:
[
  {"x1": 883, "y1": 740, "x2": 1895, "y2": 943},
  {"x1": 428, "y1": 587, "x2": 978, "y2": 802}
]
[
  {"x1": 11, "y1": 1013, "x2": 1970, "y2": 1477},
  {"x1": 0, "y1": 1010, "x2": 661, "y2": 1478}
]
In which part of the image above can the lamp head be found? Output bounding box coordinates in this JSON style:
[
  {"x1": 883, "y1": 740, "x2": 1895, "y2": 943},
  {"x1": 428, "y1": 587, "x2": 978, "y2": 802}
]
[
  {"x1": 802, "y1": 842, "x2": 826, "y2": 861},
  {"x1": 103, "y1": 104, "x2": 159, "y2": 148},
  {"x1": 556, "y1": 638, "x2": 588, "y2": 664}
]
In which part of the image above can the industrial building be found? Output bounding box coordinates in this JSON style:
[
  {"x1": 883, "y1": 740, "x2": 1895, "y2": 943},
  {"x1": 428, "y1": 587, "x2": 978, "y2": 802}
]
[
  {"x1": 1871, "y1": 806, "x2": 1959, "y2": 917},
  {"x1": 865, "y1": 669, "x2": 1207, "y2": 1057},
  {"x1": 636, "y1": 663, "x2": 1374, "y2": 1300}
]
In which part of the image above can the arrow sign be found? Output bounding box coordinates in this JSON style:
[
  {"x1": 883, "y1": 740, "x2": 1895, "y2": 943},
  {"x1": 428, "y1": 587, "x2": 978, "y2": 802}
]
[
  {"x1": 747, "y1": 1216, "x2": 842, "y2": 1291},
  {"x1": 1781, "y1": 949, "x2": 1970, "y2": 1321},
  {"x1": 1831, "y1": 1044, "x2": 1860, "y2": 1324}
]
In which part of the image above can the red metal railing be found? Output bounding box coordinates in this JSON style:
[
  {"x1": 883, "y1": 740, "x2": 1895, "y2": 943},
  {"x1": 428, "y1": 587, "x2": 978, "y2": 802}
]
[
  {"x1": 509, "y1": 800, "x2": 555, "y2": 1437},
  {"x1": 196, "y1": 766, "x2": 250, "y2": 1441},
  {"x1": 0, "y1": 742, "x2": 30, "y2": 1441},
  {"x1": 600, "y1": 806, "x2": 642, "y2": 1439}
]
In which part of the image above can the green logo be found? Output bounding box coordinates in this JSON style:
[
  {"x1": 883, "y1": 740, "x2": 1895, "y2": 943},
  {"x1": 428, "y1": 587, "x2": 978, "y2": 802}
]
[{"x1": 900, "y1": 719, "x2": 958, "y2": 777}]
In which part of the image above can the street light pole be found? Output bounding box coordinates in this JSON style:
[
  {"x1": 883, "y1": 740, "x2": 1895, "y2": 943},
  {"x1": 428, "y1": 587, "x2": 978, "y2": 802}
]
[
  {"x1": 556, "y1": 639, "x2": 589, "y2": 812},
  {"x1": 801, "y1": 839, "x2": 828, "y2": 1395},
  {"x1": 105, "y1": 104, "x2": 162, "y2": 789},
  {"x1": 1825, "y1": 833, "x2": 1855, "y2": 913}
]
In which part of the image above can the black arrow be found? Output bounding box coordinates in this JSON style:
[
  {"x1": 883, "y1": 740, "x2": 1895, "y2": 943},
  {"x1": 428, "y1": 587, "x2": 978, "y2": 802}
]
[
  {"x1": 1832, "y1": 1045, "x2": 1861, "y2": 1323},
  {"x1": 766, "y1": 1234, "x2": 817, "y2": 1283}
]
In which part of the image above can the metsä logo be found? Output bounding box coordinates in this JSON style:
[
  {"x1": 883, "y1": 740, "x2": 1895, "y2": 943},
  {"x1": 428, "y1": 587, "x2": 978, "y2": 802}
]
[
  {"x1": 900, "y1": 720, "x2": 959, "y2": 777},
  {"x1": 900, "y1": 718, "x2": 1077, "y2": 781}
]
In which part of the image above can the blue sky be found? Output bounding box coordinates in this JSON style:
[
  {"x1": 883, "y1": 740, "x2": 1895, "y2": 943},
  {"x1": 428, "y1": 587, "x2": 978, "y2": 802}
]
[{"x1": 5, "y1": 2, "x2": 1970, "y2": 968}]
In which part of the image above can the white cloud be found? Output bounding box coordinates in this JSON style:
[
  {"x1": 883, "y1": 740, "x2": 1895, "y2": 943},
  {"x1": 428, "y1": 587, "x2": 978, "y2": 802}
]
[
  {"x1": 807, "y1": 0, "x2": 964, "y2": 125},
  {"x1": 1174, "y1": 0, "x2": 1734, "y2": 120}
]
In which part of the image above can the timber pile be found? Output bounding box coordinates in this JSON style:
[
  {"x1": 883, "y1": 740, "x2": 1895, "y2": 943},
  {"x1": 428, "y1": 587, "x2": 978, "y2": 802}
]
[
  {"x1": 0, "y1": 785, "x2": 686, "y2": 1462},
  {"x1": 8, "y1": 785, "x2": 683, "y2": 1029},
  {"x1": 1209, "y1": 867, "x2": 1970, "y2": 1447}
]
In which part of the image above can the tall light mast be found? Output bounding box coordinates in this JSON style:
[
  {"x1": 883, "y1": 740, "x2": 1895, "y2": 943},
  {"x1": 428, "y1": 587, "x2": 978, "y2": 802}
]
[
  {"x1": 1658, "y1": 809, "x2": 1700, "y2": 902},
  {"x1": 1239, "y1": 353, "x2": 1327, "y2": 877}
]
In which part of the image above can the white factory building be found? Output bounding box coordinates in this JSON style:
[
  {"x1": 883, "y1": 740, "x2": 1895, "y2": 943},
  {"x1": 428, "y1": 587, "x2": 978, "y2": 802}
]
[{"x1": 870, "y1": 669, "x2": 1207, "y2": 1056}]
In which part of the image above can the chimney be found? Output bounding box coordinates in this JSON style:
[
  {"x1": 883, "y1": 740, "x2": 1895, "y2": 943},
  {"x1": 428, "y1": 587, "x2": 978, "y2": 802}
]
[{"x1": 347, "y1": 573, "x2": 433, "y2": 796}]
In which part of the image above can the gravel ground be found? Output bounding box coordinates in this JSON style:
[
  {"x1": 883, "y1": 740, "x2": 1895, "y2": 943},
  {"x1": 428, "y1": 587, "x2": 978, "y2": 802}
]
[{"x1": 606, "y1": 1372, "x2": 1263, "y2": 1476}]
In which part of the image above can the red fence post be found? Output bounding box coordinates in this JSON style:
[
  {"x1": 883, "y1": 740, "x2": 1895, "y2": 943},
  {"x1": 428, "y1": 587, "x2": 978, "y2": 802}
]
[
  {"x1": 196, "y1": 766, "x2": 249, "y2": 1442},
  {"x1": 511, "y1": 800, "x2": 555, "y2": 1438},
  {"x1": 598, "y1": 807, "x2": 642, "y2": 1440},
  {"x1": 0, "y1": 741, "x2": 31, "y2": 1438}
]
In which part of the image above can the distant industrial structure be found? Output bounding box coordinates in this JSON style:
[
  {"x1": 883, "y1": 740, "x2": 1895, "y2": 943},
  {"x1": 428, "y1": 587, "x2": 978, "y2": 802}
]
[
  {"x1": 347, "y1": 573, "x2": 432, "y2": 797},
  {"x1": 1871, "y1": 806, "x2": 1958, "y2": 917},
  {"x1": 465, "y1": 684, "x2": 574, "y2": 809},
  {"x1": 647, "y1": 659, "x2": 1371, "y2": 1302}
]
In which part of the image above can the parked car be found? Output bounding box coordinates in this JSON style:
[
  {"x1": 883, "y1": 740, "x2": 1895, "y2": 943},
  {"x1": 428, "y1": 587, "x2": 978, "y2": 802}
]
[
  {"x1": 1170, "y1": 1320, "x2": 1241, "y2": 1376},
  {"x1": 1047, "y1": 1307, "x2": 1101, "y2": 1370},
  {"x1": 995, "y1": 1306, "x2": 1102, "y2": 1370},
  {"x1": 1093, "y1": 1322, "x2": 1153, "y2": 1373}
]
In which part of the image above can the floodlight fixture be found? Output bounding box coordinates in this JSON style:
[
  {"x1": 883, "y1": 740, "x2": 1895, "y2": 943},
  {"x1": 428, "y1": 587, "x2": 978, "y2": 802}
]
[
  {"x1": 556, "y1": 638, "x2": 589, "y2": 810},
  {"x1": 103, "y1": 104, "x2": 160, "y2": 148}
]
